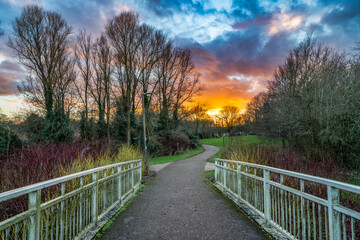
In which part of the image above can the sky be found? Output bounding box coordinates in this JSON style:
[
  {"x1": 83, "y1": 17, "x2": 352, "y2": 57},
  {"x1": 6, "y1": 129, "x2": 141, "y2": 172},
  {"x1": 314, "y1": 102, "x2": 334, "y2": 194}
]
[{"x1": 0, "y1": 0, "x2": 359, "y2": 116}]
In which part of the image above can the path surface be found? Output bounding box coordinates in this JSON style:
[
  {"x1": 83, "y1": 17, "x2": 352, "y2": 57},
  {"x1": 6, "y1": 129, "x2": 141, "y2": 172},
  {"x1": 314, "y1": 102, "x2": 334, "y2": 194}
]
[{"x1": 102, "y1": 145, "x2": 268, "y2": 240}]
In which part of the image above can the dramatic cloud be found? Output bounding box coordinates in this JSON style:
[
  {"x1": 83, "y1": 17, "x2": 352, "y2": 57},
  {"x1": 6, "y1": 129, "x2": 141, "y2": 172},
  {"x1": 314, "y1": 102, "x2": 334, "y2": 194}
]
[
  {"x1": 0, "y1": 60, "x2": 25, "y2": 96},
  {"x1": 0, "y1": 0, "x2": 359, "y2": 114},
  {"x1": 0, "y1": 73, "x2": 17, "y2": 96}
]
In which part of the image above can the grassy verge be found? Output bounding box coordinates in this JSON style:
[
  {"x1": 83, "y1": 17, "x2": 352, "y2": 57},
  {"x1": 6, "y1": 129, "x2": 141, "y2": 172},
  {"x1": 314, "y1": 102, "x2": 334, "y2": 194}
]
[
  {"x1": 204, "y1": 170, "x2": 215, "y2": 182},
  {"x1": 149, "y1": 146, "x2": 204, "y2": 165}
]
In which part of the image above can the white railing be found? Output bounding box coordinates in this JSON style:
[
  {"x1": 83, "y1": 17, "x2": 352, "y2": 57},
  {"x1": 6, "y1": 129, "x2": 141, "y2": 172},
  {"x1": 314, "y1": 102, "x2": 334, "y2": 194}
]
[
  {"x1": 215, "y1": 158, "x2": 360, "y2": 240},
  {"x1": 0, "y1": 159, "x2": 142, "y2": 240}
]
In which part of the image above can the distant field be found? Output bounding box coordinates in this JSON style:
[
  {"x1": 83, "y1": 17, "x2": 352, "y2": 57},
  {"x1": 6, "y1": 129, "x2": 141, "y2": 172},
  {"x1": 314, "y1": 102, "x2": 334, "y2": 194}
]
[
  {"x1": 201, "y1": 135, "x2": 281, "y2": 163},
  {"x1": 149, "y1": 146, "x2": 204, "y2": 165},
  {"x1": 201, "y1": 135, "x2": 280, "y2": 147}
]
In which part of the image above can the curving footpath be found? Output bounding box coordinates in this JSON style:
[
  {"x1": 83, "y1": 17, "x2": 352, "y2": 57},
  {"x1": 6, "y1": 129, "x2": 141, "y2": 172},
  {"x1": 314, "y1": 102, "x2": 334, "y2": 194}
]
[{"x1": 102, "y1": 145, "x2": 268, "y2": 240}]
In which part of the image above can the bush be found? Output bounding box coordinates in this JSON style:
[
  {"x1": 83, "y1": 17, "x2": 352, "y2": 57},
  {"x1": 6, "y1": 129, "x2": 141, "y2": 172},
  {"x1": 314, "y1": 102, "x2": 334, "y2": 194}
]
[
  {"x1": 147, "y1": 134, "x2": 163, "y2": 156},
  {"x1": 0, "y1": 125, "x2": 22, "y2": 156},
  {"x1": 157, "y1": 132, "x2": 189, "y2": 156},
  {"x1": 183, "y1": 131, "x2": 201, "y2": 150},
  {"x1": 42, "y1": 116, "x2": 74, "y2": 143},
  {"x1": 23, "y1": 113, "x2": 44, "y2": 143}
]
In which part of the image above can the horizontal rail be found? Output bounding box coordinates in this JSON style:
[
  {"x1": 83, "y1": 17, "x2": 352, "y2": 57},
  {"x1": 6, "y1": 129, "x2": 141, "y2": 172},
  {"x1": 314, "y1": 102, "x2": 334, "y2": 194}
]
[
  {"x1": 0, "y1": 159, "x2": 142, "y2": 240},
  {"x1": 216, "y1": 158, "x2": 360, "y2": 195},
  {"x1": 215, "y1": 158, "x2": 360, "y2": 240},
  {"x1": 0, "y1": 159, "x2": 141, "y2": 202}
]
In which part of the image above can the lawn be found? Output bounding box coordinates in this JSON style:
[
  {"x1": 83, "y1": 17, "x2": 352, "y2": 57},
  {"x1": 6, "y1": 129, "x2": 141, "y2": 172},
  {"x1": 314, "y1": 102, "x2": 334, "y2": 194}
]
[
  {"x1": 201, "y1": 135, "x2": 281, "y2": 163},
  {"x1": 149, "y1": 146, "x2": 204, "y2": 165}
]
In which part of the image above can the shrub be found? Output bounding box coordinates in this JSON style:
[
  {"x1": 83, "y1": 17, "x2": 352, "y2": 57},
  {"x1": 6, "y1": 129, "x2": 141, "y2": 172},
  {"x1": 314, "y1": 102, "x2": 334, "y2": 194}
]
[
  {"x1": 157, "y1": 132, "x2": 189, "y2": 156},
  {"x1": 0, "y1": 125, "x2": 22, "y2": 156},
  {"x1": 23, "y1": 113, "x2": 44, "y2": 143},
  {"x1": 42, "y1": 115, "x2": 74, "y2": 143},
  {"x1": 147, "y1": 134, "x2": 163, "y2": 156},
  {"x1": 184, "y1": 131, "x2": 201, "y2": 150}
]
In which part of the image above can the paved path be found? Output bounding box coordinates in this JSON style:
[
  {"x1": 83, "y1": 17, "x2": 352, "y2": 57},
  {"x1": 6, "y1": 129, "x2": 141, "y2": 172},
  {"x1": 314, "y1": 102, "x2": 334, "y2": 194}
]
[{"x1": 102, "y1": 145, "x2": 268, "y2": 240}]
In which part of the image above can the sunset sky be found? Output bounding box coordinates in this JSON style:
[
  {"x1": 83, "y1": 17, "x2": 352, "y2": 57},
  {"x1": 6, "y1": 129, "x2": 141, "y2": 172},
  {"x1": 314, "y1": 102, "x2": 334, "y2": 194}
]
[{"x1": 0, "y1": 0, "x2": 359, "y2": 116}]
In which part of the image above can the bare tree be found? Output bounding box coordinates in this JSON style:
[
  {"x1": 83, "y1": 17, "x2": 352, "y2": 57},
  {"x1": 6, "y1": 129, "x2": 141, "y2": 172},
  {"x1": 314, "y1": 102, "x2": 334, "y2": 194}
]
[
  {"x1": 90, "y1": 34, "x2": 112, "y2": 140},
  {"x1": 74, "y1": 30, "x2": 93, "y2": 140},
  {"x1": 154, "y1": 42, "x2": 178, "y2": 136},
  {"x1": 215, "y1": 105, "x2": 241, "y2": 133},
  {"x1": 53, "y1": 58, "x2": 77, "y2": 118},
  {"x1": 106, "y1": 12, "x2": 141, "y2": 145},
  {"x1": 8, "y1": 5, "x2": 72, "y2": 121},
  {"x1": 171, "y1": 48, "x2": 201, "y2": 128},
  {"x1": 154, "y1": 45, "x2": 201, "y2": 133},
  {"x1": 187, "y1": 101, "x2": 211, "y2": 136}
]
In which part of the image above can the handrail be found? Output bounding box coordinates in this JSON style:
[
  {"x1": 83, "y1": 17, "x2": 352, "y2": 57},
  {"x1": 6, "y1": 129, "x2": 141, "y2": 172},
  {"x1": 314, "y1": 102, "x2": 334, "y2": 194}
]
[
  {"x1": 215, "y1": 158, "x2": 360, "y2": 240},
  {"x1": 0, "y1": 159, "x2": 141, "y2": 202},
  {"x1": 0, "y1": 159, "x2": 142, "y2": 240},
  {"x1": 216, "y1": 158, "x2": 360, "y2": 194}
]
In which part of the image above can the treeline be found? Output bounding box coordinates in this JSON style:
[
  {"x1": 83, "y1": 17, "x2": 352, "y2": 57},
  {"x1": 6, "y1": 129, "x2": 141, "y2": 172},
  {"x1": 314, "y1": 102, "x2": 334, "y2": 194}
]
[
  {"x1": 3, "y1": 5, "x2": 202, "y2": 155},
  {"x1": 244, "y1": 37, "x2": 360, "y2": 168}
]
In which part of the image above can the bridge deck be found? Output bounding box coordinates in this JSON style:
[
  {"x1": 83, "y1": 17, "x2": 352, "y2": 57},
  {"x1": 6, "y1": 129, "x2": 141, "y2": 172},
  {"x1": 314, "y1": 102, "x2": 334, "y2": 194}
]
[{"x1": 102, "y1": 145, "x2": 268, "y2": 240}]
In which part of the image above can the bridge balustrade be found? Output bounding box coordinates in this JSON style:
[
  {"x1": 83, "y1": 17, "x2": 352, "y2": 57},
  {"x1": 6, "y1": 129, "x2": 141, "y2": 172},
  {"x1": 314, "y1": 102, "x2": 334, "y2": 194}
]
[
  {"x1": 215, "y1": 158, "x2": 360, "y2": 240},
  {"x1": 0, "y1": 159, "x2": 142, "y2": 240}
]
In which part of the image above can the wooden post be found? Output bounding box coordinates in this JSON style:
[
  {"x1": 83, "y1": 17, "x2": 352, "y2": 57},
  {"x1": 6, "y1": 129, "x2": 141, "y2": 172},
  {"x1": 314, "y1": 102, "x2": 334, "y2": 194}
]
[
  {"x1": 328, "y1": 186, "x2": 340, "y2": 240},
  {"x1": 28, "y1": 190, "x2": 41, "y2": 240},
  {"x1": 264, "y1": 170, "x2": 271, "y2": 221}
]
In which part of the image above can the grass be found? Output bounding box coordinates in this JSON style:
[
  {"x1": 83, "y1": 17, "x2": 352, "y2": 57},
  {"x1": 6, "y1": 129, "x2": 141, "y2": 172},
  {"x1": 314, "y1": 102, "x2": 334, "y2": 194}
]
[
  {"x1": 149, "y1": 146, "x2": 204, "y2": 165},
  {"x1": 200, "y1": 137, "x2": 227, "y2": 163},
  {"x1": 204, "y1": 170, "x2": 215, "y2": 182},
  {"x1": 201, "y1": 135, "x2": 281, "y2": 163},
  {"x1": 200, "y1": 137, "x2": 226, "y2": 147}
]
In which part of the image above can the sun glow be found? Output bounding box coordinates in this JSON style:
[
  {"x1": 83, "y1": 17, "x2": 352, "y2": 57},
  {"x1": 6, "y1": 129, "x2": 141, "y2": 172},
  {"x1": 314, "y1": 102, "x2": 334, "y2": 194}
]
[{"x1": 207, "y1": 108, "x2": 221, "y2": 116}]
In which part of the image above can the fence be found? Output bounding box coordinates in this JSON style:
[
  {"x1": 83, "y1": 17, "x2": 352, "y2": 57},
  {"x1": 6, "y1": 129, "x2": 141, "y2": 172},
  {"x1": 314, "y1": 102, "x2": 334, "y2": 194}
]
[
  {"x1": 215, "y1": 158, "x2": 360, "y2": 240},
  {"x1": 0, "y1": 159, "x2": 142, "y2": 240}
]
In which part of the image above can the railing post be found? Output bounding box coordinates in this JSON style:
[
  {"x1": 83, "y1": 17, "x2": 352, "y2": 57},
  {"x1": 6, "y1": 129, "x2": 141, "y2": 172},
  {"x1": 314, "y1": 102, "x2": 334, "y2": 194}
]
[
  {"x1": 223, "y1": 162, "x2": 227, "y2": 190},
  {"x1": 214, "y1": 159, "x2": 218, "y2": 183},
  {"x1": 92, "y1": 172, "x2": 98, "y2": 225},
  {"x1": 300, "y1": 180, "x2": 306, "y2": 239},
  {"x1": 60, "y1": 183, "x2": 65, "y2": 240},
  {"x1": 263, "y1": 169, "x2": 270, "y2": 221},
  {"x1": 103, "y1": 170, "x2": 107, "y2": 209},
  {"x1": 245, "y1": 166, "x2": 248, "y2": 201},
  {"x1": 79, "y1": 177, "x2": 84, "y2": 231},
  {"x1": 28, "y1": 190, "x2": 41, "y2": 240},
  {"x1": 131, "y1": 162, "x2": 135, "y2": 192},
  {"x1": 280, "y1": 175, "x2": 285, "y2": 229},
  {"x1": 237, "y1": 163, "x2": 242, "y2": 200},
  {"x1": 328, "y1": 186, "x2": 340, "y2": 240},
  {"x1": 139, "y1": 161, "x2": 142, "y2": 185},
  {"x1": 117, "y1": 166, "x2": 122, "y2": 202}
]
